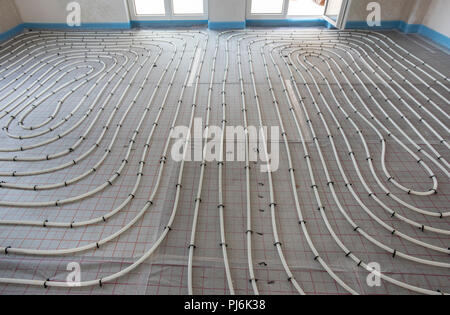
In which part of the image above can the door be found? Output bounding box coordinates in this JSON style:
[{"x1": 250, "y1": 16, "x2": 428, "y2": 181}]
[{"x1": 323, "y1": 0, "x2": 352, "y2": 29}]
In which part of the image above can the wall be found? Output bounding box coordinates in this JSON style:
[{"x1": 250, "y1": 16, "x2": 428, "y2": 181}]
[
  {"x1": 14, "y1": 0, "x2": 130, "y2": 24},
  {"x1": 422, "y1": 0, "x2": 450, "y2": 37},
  {"x1": 345, "y1": 0, "x2": 448, "y2": 48},
  {"x1": 402, "y1": 0, "x2": 431, "y2": 25},
  {"x1": 0, "y1": 0, "x2": 22, "y2": 33},
  {"x1": 347, "y1": 0, "x2": 410, "y2": 22},
  {"x1": 208, "y1": 0, "x2": 246, "y2": 28},
  {"x1": 208, "y1": 0, "x2": 245, "y2": 23},
  {"x1": 347, "y1": 0, "x2": 449, "y2": 37}
]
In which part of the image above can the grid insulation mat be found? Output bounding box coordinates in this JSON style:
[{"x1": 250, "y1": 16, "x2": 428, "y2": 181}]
[{"x1": 0, "y1": 27, "x2": 448, "y2": 295}]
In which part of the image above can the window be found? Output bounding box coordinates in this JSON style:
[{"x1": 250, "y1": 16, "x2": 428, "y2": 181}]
[
  {"x1": 134, "y1": 0, "x2": 166, "y2": 15},
  {"x1": 288, "y1": 0, "x2": 325, "y2": 16},
  {"x1": 172, "y1": 0, "x2": 204, "y2": 15},
  {"x1": 248, "y1": 0, "x2": 327, "y2": 17},
  {"x1": 251, "y1": 0, "x2": 284, "y2": 14},
  {"x1": 130, "y1": 0, "x2": 207, "y2": 19}
]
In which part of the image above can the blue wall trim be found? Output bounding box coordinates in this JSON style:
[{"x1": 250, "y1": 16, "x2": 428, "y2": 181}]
[
  {"x1": 417, "y1": 25, "x2": 450, "y2": 50},
  {"x1": 22, "y1": 22, "x2": 132, "y2": 30},
  {"x1": 398, "y1": 21, "x2": 421, "y2": 34},
  {"x1": 0, "y1": 24, "x2": 24, "y2": 42},
  {"x1": 131, "y1": 20, "x2": 207, "y2": 28},
  {"x1": 246, "y1": 18, "x2": 326, "y2": 27},
  {"x1": 346, "y1": 20, "x2": 402, "y2": 30},
  {"x1": 345, "y1": 20, "x2": 425, "y2": 34},
  {"x1": 208, "y1": 21, "x2": 245, "y2": 30}
]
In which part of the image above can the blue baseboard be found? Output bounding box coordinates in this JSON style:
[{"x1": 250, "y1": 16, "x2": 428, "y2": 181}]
[
  {"x1": 208, "y1": 21, "x2": 245, "y2": 30},
  {"x1": 131, "y1": 20, "x2": 207, "y2": 28},
  {"x1": 346, "y1": 20, "x2": 404, "y2": 30},
  {"x1": 398, "y1": 21, "x2": 421, "y2": 33},
  {"x1": 22, "y1": 22, "x2": 132, "y2": 30},
  {"x1": 246, "y1": 18, "x2": 326, "y2": 28},
  {"x1": 417, "y1": 25, "x2": 450, "y2": 50},
  {"x1": 0, "y1": 24, "x2": 24, "y2": 42}
]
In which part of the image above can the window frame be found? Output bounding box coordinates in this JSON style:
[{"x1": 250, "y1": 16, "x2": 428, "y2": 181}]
[
  {"x1": 129, "y1": 0, "x2": 208, "y2": 21},
  {"x1": 323, "y1": 0, "x2": 352, "y2": 29}
]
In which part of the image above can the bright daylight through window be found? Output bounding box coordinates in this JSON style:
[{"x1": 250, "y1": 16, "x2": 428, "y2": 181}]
[
  {"x1": 134, "y1": 0, "x2": 166, "y2": 15},
  {"x1": 173, "y1": 0, "x2": 204, "y2": 14},
  {"x1": 288, "y1": 0, "x2": 325, "y2": 15},
  {"x1": 251, "y1": 0, "x2": 284, "y2": 14}
]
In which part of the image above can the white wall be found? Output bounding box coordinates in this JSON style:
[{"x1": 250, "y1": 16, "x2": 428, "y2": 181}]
[
  {"x1": 14, "y1": 0, "x2": 130, "y2": 24},
  {"x1": 346, "y1": 0, "x2": 449, "y2": 37},
  {"x1": 422, "y1": 0, "x2": 450, "y2": 37},
  {"x1": 0, "y1": 0, "x2": 22, "y2": 32},
  {"x1": 347, "y1": 0, "x2": 409, "y2": 22},
  {"x1": 208, "y1": 0, "x2": 245, "y2": 23},
  {"x1": 402, "y1": 0, "x2": 431, "y2": 25}
]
